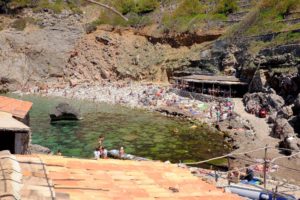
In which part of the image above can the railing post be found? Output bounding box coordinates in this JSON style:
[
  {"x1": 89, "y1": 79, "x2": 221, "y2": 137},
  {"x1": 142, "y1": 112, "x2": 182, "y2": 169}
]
[
  {"x1": 263, "y1": 145, "x2": 268, "y2": 189},
  {"x1": 227, "y1": 156, "x2": 231, "y2": 185}
]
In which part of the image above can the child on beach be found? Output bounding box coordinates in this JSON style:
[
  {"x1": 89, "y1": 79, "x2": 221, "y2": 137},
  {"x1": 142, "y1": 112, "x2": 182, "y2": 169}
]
[
  {"x1": 94, "y1": 148, "x2": 100, "y2": 160},
  {"x1": 100, "y1": 146, "x2": 108, "y2": 159},
  {"x1": 119, "y1": 147, "x2": 125, "y2": 158}
]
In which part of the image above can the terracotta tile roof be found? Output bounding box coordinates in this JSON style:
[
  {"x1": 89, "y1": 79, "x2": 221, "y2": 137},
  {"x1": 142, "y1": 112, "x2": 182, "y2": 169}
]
[
  {"x1": 16, "y1": 155, "x2": 241, "y2": 200},
  {"x1": 0, "y1": 96, "x2": 32, "y2": 119}
]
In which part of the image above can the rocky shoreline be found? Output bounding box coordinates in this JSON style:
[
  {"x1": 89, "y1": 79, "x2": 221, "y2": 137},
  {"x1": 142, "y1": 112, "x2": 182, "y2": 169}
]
[
  {"x1": 13, "y1": 81, "x2": 300, "y2": 185},
  {"x1": 15, "y1": 81, "x2": 256, "y2": 149}
]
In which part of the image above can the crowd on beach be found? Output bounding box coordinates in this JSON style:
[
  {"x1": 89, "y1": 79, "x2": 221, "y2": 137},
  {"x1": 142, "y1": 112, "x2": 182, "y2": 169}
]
[{"x1": 22, "y1": 81, "x2": 237, "y2": 124}]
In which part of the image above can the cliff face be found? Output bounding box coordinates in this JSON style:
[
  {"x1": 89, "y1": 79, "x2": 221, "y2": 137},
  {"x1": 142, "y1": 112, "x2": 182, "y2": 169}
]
[
  {"x1": 0, "y1": 10, "x2": 83, "y2": 91},
  {"x1": 0, "y1": 0, "x2": 299, "y2": 91}
]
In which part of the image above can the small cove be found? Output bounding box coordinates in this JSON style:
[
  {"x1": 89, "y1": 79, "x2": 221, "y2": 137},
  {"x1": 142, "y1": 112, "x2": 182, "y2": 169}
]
[{"x1": 8, "y1": 94, "x2": 229, "y2": 163}]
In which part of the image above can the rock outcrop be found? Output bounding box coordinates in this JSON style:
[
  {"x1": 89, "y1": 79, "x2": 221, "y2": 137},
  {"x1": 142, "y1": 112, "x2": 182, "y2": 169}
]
[
  {"x1": 29, "y1": 144, "x2": 51, "y2": 154},
  {"x1": 249, "y1": 70, "x2": 269, "y2": 93},
  {"x1": 0, "y1": 9, "x2": 84, "y2": 91},
  {"x1": 49, "y1": 103, "x2": 80, "y2": 121},
  {"x1": 272, "y1": 118, "x2": 295, "y2": 139},
  {"x1": 243, "y1": 92, "x2": 285, "y2": 114},
  {"x1": 63, "y1": 27, "x2": 201, "y2": 86}
]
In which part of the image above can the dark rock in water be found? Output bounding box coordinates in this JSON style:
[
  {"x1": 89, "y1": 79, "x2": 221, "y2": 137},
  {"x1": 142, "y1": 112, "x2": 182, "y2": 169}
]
[
  {"x1": 29, "y1": 144, "x2": 51, "y2": 154},
  {"x1": 49, "y1": 103, "x2": 80, "y2": 121}
]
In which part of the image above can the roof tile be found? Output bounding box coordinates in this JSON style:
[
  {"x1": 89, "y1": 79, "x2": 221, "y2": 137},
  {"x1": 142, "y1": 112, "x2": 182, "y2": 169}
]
[
  {"x1": 17, "y1": 155, "x2": 241, "y2": 200},
  {"x1": 0, "y1": 96, "x2": 32, "y2": 119}
]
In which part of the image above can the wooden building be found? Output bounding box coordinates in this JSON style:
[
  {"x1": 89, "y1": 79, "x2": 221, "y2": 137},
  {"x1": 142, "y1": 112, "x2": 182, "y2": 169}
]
[
  {"x1": 173, "y1": 75, "x2": 248, "y2": 97},
  {"x1": 0, "y1": 96, "x2": 32, "y2": 154}
]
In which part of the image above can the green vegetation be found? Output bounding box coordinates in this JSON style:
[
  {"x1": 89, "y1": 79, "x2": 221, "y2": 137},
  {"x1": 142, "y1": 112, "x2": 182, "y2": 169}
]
[
  {"x1": 33, "y1": 0, "x2": 82, "y2": 14},
  {"x1": 115, "y1": 0, "x2": 159, "y2": 15},
  {"x1": 241, "y1": 0, "x2": 300, "y2": 36},
  {"x1": 162, "y1": 0, "x2": 205, "y2": 32},
  {"x1": 248, "y1": 31, "x2": 300, "y2": 54},
  {"x1": 0, "y1": 0, "x2": 82, "y2": 13},
  {"x1": 11, "y1": 18, "x2": 27, "y2": 30},
  {"x1": 215, "y1": 0, "x2": 238, "y2": 16},
  {"x1": 161, "y1": 0, "x2": 231, "y2": 33}
]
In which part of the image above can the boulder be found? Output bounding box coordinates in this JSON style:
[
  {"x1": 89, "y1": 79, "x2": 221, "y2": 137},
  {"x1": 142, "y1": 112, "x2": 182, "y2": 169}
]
[
  {"x1": 277, "y1": 105, "x2": 294, "y2": 119},
  {"x1": 249, "y1": 70, "x2": 268, "y2": 93},
  {"x1": 279, "y1": 136, "x2": 300, "y2": 152},
  {"x1": 243, "y1": 92, "x2": 284, "y2": 114},
  {"x1": 49, "y1": 103, "x2": 80, "y2": 121},
  {"x1": 29, "y1": 144, "x2": 51, "y2": 154},
  {"x1": 294, "y1": 93, "x2": 300, "y2": 113},
  {"x1": 272, "y1": 118, "x2": 295, "y2": 139},
  {"x1": 267, "y1": 114, "x2": 277, "y2": 124},
  {"x1": 267, "y1": 93, "x2": 285, "y2": 111}
]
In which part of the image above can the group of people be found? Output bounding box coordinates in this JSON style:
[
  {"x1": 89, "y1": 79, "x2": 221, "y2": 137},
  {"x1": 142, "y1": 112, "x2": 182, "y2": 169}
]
[
  {"x1": 228, "y1": 164, "x2": 255, "y2": 183},
  {"x1": 94, "y1": 135, "x2": 108, "y2": 160},
  {"x1": 93, "y1": 135, "x2": 125, "y2": 160},
  {"x1": 210, "y1": 99, "x2": 235, "y2": 123}
]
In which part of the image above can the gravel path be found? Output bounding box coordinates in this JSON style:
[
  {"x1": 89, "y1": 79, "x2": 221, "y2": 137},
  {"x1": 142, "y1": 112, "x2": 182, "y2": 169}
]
[{"x1": 233, "y1": 98, "x2": 271, "y2": 140}]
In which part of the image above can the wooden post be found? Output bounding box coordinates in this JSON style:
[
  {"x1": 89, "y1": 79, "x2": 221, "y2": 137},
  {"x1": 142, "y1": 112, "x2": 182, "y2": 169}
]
[
  {"x1": 202, "y1": 83, "x2": 204, "y2": 94},
  {"x1": 229, "y1": 85, "x2": 232, "y2": 98},
  {"x1": 214, "y1": 170, "x2": 218, "y2": 182},
  {"x1": 227, "y1": 156, "x2": 231, "y2": 185},
  {"x1": 263, "y1": 145, "x2": 268, "y2": 189}
]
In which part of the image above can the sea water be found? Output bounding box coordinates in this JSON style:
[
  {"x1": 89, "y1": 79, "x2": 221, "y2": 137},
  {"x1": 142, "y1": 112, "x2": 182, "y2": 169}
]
[{"x1": 8, "y1": 94, "x2": 228, "y2": 163}]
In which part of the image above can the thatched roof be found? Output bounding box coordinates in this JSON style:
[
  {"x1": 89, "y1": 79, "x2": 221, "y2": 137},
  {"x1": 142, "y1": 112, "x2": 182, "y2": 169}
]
[{"x1": 0, "y1": 112, "x2": 30, "y2": 132}]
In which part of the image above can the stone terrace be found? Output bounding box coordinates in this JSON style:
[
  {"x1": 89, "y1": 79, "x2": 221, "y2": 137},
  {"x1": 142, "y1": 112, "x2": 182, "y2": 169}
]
[{"x1": 14, "y1": 154, "x2": 241, "y2": 200}]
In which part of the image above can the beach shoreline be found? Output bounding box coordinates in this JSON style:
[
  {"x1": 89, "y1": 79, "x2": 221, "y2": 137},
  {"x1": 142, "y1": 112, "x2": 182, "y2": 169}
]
[{"x1": 14, "y1": 81, "x2": 300, "y2": 186}]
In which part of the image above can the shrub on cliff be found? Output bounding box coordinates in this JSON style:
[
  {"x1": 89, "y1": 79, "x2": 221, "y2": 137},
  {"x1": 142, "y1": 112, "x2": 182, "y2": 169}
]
[
  {"x1": 162, "y1": 0, "x2": 205, "y2": 32},
  {"x1": 135, "y1": 0, "x2": 159, "y2": 14},
  {"x1": 261, "y1": 0, "x2": 299, "y2": 19},
  {"x1": 0, "y1": 0, "x2": 82, "y2": 13},
  {"x1": 215, "y1": 0, "x2": 238, "y2": 16},
  {"x1": 11, "y1": 18, "x2": 27, "y2": 30},
  {"x1": 115, "y1": 0, "x2": 158, "y2": 15}
]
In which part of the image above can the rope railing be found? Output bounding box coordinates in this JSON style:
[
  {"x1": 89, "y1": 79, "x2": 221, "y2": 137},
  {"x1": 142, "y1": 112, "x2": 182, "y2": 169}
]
[{"x1": 182, "y1": 146, "x2": 269, "y2": 165}]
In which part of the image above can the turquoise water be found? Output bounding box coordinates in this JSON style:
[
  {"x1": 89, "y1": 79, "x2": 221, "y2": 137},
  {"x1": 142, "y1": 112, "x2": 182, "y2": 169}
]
[{"x1": 8, "y1": 94, "x2": 228, "y2": 163}]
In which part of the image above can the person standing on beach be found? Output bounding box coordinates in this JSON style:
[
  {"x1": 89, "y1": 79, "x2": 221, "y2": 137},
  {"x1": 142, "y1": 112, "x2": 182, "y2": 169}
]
[
  {"x1": 216, "y1": 109, "x2": 221, "y2": 123},
  {"x1": 98, "y1": 135, "x2": 105, "y2": 146},
  {"x1": 119, "y1": 147, "x2": 125, "y2": 158},
  {"x1": 101, "y1": 146, "x2": 108, "y2": 159},
  {"x1": 94, "y1": 148, "x2": 100, "y2": 160}
]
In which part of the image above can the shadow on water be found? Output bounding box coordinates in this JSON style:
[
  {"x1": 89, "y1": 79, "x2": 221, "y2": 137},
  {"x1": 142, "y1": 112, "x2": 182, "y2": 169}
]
[{"x1": 6, "y1": 94, "x2": 230, "y2": 163}]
